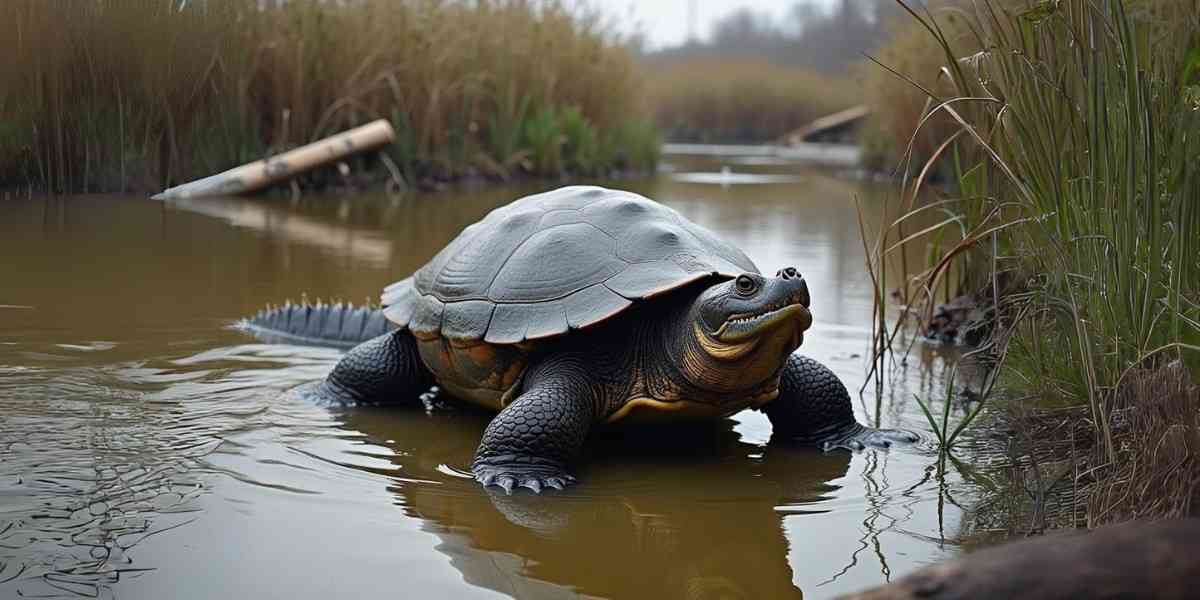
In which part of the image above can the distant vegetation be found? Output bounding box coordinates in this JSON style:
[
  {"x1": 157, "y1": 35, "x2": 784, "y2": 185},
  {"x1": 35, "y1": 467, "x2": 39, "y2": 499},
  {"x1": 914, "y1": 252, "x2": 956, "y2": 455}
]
[
  {"x1": 641, "y1": 0, "x2": 907, "y2": 144},
  {"x1": 647, "y1": 0, "x2": 908, "y2": 74},
  {"x1": 857, "y1": 2, "x2": 975, "y2": 172},
  {"x1": 871, "y1": 0, "x2": 1199, "y2": 530},
  {"x1": 644, "y1": 59, "x2": 854, "y2": 143},
  {"x1": 0, "y1": 0, "x2": 658, "y2": 194}
]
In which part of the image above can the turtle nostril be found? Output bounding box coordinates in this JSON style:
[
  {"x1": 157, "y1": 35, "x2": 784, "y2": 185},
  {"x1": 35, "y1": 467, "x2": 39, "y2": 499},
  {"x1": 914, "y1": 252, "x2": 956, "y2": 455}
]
[{"x1": 777, "y1": 267, "x2": 799, "y2": 280}]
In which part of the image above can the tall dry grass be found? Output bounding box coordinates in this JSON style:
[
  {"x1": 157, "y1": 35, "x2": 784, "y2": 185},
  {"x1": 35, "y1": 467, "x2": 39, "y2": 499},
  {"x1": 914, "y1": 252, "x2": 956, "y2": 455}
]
[
  {"x1": 643, "y1": 58, "x2": 857, "y2": 143},
  {"x1": 866, "y1": 0, "x2": 1200, "y2": 527},
  {"x1": 0, "y1": 0, "x2": 657, "y2": 193},
  {"x1": 858, "y1": 2, "x2": 979, "y2": 172}
]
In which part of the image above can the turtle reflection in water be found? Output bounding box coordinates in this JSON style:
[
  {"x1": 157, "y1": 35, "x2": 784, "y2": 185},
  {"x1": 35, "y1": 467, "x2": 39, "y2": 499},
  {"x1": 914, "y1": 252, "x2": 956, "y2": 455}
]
[
  {"x1": 243, "y1": 186, "x2": 916, "y2": 493},
  {"x1": 339, "y1": 405, "x2": 848, "y2": 599}
]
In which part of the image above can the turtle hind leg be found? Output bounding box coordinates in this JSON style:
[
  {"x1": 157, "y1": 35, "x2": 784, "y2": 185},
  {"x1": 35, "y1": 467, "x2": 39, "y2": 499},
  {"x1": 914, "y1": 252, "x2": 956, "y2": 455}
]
[
  {"x1": 763, "y1": 354, "x2": 918, "y2": 450},
  {"x1": 316, "y1": 329, "x2": 433, "y2": 406},
  {"x1": 472, "y1": 359, "x2": 598, "y2": 494}
]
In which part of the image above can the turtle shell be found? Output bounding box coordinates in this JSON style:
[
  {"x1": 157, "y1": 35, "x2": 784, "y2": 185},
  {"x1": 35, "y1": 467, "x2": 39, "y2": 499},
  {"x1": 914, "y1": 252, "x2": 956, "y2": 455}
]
[{"x1": 381, "y1": 186, "x2": 758, "y2": 344}]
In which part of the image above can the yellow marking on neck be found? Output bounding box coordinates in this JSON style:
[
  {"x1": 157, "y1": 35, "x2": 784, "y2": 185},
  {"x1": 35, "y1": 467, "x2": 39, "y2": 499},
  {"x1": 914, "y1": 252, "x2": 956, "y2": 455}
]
[
  {"x1": 606, "y1": 396, "x2": 733, "y2": 423},
  {"x1": 606, "y1": 387, "x2": 779, "y2": 424},
  {"x1": 694, "y1": 323, "x2": 759, "y2": 361}
]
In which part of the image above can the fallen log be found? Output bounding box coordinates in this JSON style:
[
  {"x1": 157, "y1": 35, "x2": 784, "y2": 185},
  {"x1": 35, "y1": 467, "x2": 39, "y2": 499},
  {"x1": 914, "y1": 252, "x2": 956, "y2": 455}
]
[
  {"x1": 837, "y1": 519, "x2": 1200, "y2": 600},
  {"x1": 151, "y1": 119, "x2": 395, "y2": 200}
]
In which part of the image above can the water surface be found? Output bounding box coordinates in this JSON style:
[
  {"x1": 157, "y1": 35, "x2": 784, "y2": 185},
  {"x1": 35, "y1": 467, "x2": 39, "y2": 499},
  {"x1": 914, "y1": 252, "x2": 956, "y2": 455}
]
[{"x1": 1, "y1": 152, "x2": 972, "y2": 599}]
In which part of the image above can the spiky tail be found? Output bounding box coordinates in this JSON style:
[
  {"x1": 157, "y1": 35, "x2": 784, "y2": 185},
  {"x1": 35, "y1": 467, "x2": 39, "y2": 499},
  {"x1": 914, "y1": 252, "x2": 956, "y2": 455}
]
[{"x1": 236, "y1": 302, "x2": 396, "y2": 349}]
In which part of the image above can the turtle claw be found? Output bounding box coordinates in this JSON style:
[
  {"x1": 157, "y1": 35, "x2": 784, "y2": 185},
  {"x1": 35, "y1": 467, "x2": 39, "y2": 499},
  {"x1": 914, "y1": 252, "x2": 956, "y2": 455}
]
[
  {"x1": 833, "y1": 438, "x2": 867, "y2": 452},
  {"x1": 472, "y1": 458, "x2": 576, "y2": 494},
  {"x1": 496, "y1": 475, "x2": 517, "y2": 495},
  {"x1": 863, "y1": 427, "x2": 920, "y2": 447},
  {"x1": 821, "y1": 424, "x2": 919, "y2": 452},
  {"x1": 543, "y1": 476, "x2": 571, "y2": 491}
]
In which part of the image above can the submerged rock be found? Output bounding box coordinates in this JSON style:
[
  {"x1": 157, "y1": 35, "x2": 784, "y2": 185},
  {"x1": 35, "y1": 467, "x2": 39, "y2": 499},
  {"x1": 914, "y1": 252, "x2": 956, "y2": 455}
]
[{"x1": 919, "y1": 293, "x2": 991, "y2": 346}]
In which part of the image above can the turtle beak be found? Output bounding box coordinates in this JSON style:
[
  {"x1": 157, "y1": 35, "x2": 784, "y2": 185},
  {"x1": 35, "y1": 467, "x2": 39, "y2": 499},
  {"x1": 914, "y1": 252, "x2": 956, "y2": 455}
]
[
  {"x1": 715, "y1": 270, "x2": 812, "y2": 342},
  {"x1": 775, "y1": 267, "x2": 810, "y2": 307}
]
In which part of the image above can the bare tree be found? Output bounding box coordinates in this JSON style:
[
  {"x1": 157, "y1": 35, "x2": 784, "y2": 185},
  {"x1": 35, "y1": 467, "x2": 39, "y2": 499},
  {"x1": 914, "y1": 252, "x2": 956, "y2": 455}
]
[{"x1": 646, "y1": 0, "x2": 917, "y2": 73}]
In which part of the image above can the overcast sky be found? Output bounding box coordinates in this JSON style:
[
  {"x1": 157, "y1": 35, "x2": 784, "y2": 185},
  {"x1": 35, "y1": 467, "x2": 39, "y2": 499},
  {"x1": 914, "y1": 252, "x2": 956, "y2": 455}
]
[{"x1": 591, "y1": 0, "x2": 836, "y2": 49}]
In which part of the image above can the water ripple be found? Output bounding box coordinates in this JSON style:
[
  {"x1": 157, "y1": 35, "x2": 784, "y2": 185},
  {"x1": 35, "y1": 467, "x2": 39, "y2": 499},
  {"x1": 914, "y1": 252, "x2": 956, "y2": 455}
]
[{"x1": 0, "y1": 342, "x2": 346, "y2": 598}]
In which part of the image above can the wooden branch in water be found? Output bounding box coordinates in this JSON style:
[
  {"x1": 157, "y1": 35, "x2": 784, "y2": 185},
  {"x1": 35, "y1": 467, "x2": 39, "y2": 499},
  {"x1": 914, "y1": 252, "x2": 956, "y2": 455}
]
[{"x1": 151, "y1": 120, "x2": 395, "y2": 200}]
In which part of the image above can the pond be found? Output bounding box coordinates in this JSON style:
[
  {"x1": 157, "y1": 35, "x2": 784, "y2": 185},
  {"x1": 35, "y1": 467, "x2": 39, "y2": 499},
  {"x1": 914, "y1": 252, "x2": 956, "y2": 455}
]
[{"x1": 0, "y1": 150, "x2": 973, "y2": 599}]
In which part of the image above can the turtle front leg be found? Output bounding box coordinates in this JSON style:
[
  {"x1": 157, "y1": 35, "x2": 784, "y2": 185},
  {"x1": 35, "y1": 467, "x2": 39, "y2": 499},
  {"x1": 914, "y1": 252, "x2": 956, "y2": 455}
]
[
  {"x1": 316, "y1": 329, "x2": 433, "y2": 405},
  {"x1": 472, "y1": 359, "x2": 598, "y2": 494},
  {"x1": 762, "y1": 354, "x2": 918, "y2": 450}
]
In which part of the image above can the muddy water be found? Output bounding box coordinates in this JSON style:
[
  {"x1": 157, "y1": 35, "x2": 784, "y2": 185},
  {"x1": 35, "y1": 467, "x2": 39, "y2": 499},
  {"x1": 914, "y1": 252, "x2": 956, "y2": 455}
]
[{"x1": 0, "y1": 153, "x2": 973, "y2": 599}]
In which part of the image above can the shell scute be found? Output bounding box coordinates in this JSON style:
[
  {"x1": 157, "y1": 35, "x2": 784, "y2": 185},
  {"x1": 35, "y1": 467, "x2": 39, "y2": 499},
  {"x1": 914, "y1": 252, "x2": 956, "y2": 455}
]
[
  {"x1": 604, "y1": 261, "x2": 706, "y2": 299},
  {"x1": 485, "y1": 304, "x2": 529, "y2": 344},
  {"x1": 487, "y1": 223, "x2": 624, "y2": 303},
  {"x1": 582, "y1": 193, "x2": 676, "y2": 239},
  {"x1": 429, "y1": 209, "x2": 541, "y2": 301},
  {"x1": 520, "y1": 302, "x2": 571, "y2": 341},
  {"x1": 538, "y1": 209, "x2": 588, "y2": 229},
  {"x1": 381, "y1": 278, "x2": 417, "y2": 328},
  {"x1": 562, "y1": 284, "x2": 632, "y2": 329},
  {"x1": 408, "y1": 295, "x2": 445, "y2": 338},
  {"x1": 615, "y1": 221, "x2": 694, "y2": 263},
  {"x1": 535, "y1": 185, "x2": 608, "y2": 210},
  {"x1": 441, "y1": 300, "x2": 495, "y2": 340}
]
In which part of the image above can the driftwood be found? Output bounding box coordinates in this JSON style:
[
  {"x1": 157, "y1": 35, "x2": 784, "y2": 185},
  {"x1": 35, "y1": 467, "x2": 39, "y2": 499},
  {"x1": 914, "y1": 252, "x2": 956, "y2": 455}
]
[
  {"x1": 151, "y1": 119, "x2": 395, "y2": 200},
  {"x1": 781, "y1": 105, "x2": 870, "y2": 145}
]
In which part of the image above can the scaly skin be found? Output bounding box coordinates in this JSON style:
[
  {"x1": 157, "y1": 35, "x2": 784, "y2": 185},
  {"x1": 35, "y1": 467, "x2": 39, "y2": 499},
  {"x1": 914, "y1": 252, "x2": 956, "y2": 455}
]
[
  {"x1": 764, "y1": 354, "x2": 917, "y2": 450},
  {"x1": 239, "y1": 302, "x2": 394, "y2": 349},
  {"x1": 320, "y1": 330, "x2": 433, "y2": 406},
  {"x1": 472, "y1": 356, "x2": 598, "y2": 493}
]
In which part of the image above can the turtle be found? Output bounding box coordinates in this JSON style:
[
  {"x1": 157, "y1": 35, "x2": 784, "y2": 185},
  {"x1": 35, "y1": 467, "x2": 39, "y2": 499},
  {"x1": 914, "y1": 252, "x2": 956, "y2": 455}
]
[{"x1": 243, "y1": 185, "x2": 916, "y2": 493}]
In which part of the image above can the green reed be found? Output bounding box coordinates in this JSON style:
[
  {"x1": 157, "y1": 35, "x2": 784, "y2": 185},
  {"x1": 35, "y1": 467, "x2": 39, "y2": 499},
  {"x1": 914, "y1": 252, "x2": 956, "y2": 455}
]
[
  {"x1": 0, "y1": 0, "x2": 657, "y2": 193},
  {"x1": 873, "y1": 0, "x2": 1200, "y2": 462}
]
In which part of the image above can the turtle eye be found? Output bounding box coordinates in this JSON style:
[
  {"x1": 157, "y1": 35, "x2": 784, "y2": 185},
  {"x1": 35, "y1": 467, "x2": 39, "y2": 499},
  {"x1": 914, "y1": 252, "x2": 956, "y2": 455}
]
[{"x1": 734, "y1": 275, "x2": 757, "y2": 296}]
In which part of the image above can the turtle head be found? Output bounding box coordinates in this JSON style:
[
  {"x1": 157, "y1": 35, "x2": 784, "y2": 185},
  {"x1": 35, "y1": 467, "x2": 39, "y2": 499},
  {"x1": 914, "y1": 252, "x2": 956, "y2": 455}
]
[
  {"x1": 679, "y1": 268, "x2": 812, "y2": 391},
  {"x1": 696, "y1": 268, "x2": 812, "y2": 345}
]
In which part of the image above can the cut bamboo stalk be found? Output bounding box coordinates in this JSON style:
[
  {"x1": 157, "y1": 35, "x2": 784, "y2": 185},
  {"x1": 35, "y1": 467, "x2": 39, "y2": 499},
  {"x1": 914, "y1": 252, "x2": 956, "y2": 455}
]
[{"x1": 152, "y1": 119, "x2": 395, "y2": 200}]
